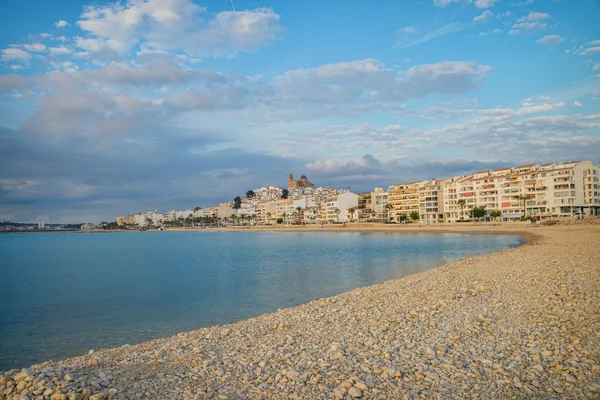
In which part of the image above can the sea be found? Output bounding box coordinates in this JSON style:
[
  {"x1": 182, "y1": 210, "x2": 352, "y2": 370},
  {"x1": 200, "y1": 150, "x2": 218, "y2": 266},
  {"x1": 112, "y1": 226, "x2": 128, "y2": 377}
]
[{"x1": 0, "y1": 230, "x2": 522, "y2": 370}]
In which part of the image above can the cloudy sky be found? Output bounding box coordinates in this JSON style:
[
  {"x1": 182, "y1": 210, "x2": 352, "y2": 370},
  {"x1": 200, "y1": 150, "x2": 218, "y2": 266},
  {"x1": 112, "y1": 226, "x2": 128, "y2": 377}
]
[{"x1": 1, "y1": 0, "x2": 599, "y2": 223}]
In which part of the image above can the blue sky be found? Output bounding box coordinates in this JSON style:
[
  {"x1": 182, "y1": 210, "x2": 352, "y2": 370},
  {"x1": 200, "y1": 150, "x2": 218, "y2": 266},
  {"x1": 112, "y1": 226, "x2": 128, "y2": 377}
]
[{"x1": 1, "y1": 0, "x2": 599, "y2": 223}]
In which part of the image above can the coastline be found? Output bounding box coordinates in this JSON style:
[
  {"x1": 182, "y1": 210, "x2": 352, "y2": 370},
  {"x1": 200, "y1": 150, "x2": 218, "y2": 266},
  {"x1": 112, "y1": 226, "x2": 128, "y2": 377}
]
[{"x1": 1, "y1": 225, "x2": 598, "y2": 399}]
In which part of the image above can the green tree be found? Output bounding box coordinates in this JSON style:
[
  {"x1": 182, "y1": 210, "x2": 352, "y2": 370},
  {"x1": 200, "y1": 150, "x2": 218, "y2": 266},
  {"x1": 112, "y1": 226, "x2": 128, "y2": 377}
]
[
  {"x1": 470, "y1": 206, "x2": 487, "y2": 221},
  {"x1": 281, "y1": 189, "x2": 289, "y2": 199},
  {"x1": 517, "y1": 194, "x2": 529, "y2": 217},
  {"x1": 347, "y1": 207, "x2": 357, "y2": 222},
  {"x1": 296, "y1": 206, "x2": 303, "y2": 224},
  {"x1": 276, "y1": 217, "x2": 284, "y2": 224},
  {"x1": 489, "y1": 210, "x2": 502, "y2": 219},
  {"x1": 409, "y1": 211, "x2": 420, "y2": 222},
  {"x1": 145, "y1": 216, "x2": 153, "y2": 229},
  {"x1": 398, "y1": 213, "x2": 408, "y2": 223},
  {"x1": 233, "y1": 196, "x2": 242, "y2": 209},
  {"x1": 246, "y1": 190, "x2": 255, "y2": 199},
  {"x1": 194, "y1": 206, "x2": 201, "y2": 212},
  {"x1": 230, "y1": 213, "x2": 237, "y2": 226},
  {"x1": 334, "y1": 208, "x2": 341, "y2": 223},
  {"x1": 457, "y1": 199, "x2": 467, "y2": 221},
  {"x1": 384, "y1": 203, "x2": 394, "y2": 223}
]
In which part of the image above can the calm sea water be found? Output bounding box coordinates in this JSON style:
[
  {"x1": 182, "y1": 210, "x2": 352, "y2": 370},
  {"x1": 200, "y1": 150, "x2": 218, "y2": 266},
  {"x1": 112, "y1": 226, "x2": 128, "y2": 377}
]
[{"x1": 0, "y1": 231, "x2": 522, "y2": 370}]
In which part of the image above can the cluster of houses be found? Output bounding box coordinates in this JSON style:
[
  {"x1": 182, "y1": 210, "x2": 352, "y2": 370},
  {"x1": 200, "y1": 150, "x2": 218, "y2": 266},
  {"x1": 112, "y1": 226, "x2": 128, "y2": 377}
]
[{"x1": 115, "y1": 160, "x2": 600, "y2": 228}]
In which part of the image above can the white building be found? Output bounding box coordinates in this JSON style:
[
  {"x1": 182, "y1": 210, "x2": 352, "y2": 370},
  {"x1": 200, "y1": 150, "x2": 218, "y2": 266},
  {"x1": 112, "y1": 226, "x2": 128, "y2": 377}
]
[{"x1": 320, "y1": 192, "x2": 359, "y2": 223}]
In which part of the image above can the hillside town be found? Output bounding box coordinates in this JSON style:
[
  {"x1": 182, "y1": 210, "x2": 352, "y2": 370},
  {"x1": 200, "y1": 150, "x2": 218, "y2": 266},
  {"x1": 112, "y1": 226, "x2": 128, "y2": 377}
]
[{"x1": 114, "y1": 160, "x2": 600, "y2": 229}]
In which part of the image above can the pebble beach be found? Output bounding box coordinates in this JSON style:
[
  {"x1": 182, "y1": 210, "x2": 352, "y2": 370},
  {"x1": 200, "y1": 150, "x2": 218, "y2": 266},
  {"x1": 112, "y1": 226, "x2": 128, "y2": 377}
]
[{"x1": 1, "y1": 224, "x2": 599, "y2": 400}]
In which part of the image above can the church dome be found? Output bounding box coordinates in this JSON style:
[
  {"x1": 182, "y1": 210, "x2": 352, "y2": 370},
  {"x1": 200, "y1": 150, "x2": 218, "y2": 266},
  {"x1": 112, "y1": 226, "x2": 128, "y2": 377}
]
[{"x1": 300, "y1": 175, "x2": 307, "y2": 180}]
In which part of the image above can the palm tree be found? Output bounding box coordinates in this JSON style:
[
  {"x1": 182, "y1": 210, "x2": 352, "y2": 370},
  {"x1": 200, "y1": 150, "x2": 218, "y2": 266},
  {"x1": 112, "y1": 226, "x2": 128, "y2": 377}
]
[
  {"x1": 347, "y1": 207, "x2": 357, "y2": 222},
  {"x1": 282, "y1": 212, "x2": 288, "y2": 224},
  {"x1": 370, "y1": 210, "x2": 377, "y2": 222},
  {"x1": 229, "y1": 213, "x2": 237, "y2": 226},
  {"x1": 517, "y1": 194, "x2": 529, "y2": 218},
  {"x1": 296, "y1": 207, "x2": 303, "y2": 224},
  {"x1": 384, "y1": 204, "x2": 394, "y2": 223},
  {"x1": 457, "y1": 199, "x2": 466, "y2": 221},
  {"x1": 334, "y1": 208, "x2": 341, "y2": 223},
  {"x1": 251, "y1": 214, "x2": 257, "y2": 226},
  {"x1": 266, "y1": 212, "x2": 272, "y2": 225}
]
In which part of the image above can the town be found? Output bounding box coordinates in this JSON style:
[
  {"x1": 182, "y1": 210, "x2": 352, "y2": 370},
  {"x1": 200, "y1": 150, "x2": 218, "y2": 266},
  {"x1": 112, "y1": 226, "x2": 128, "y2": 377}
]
[{"x1": 114, "y1": 160, "x2": 600, "y2": 229}]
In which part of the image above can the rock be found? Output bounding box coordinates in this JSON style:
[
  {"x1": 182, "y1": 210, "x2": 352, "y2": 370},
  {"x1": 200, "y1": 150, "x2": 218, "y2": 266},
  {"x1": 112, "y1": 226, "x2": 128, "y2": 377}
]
[
  {"x1": 348, "y1": 386, "x2": 363, "y2": 398},
  {"x1": 89, "y1": 394, "x2": 106, "y2": 400},
  {"x1": 50, "y1": 394, "x2": 68, "y2": 400},
  {"x1": 64, "y1": 374, "x2": 74, "y2": 382},
  {"x1": 13, "y1": 370, "x2": 34, "y2": 382}
]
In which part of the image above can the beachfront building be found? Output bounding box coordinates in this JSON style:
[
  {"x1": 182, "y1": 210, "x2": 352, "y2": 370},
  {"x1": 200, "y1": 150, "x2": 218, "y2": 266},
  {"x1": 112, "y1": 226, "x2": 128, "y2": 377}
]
[
  {"x1": 373, "y1": 188, "x2": 389, "y2": 221},
  {"x1": 532, "y1": 160, "x2": 600, "y2": 217},
  {"x1": 355, "y1": 188, "x2": 388, "y2": 222},
  {"x1": 217, "y1": 202, "x2": 235, "y2": 221},
  {"x1": 387, "y1": 182, "x2": 419, "y2": 221},
  {"x1": 440, "y1": 160, "x2": 600, "y2": 221},
  {"x1": 418, "y1": 179, "x2": 445, "y2": 224},
  {"x1": 117, "y1": 210, "x2": 164, "y2": 227},
  {"x1": 320, "y1": 192, "x2": 359, "y2": 223},
  {"x1": 302, "y1": 206, "x2": 319, "y2": 224},
  {"x1": 357, "y1": 192, "x2": 373, "y2": 221},
  {"x1": 275, "y1": 199, "x2": 296, "y2": 223},
  {"x1": 255, "y1": 201, "x2": 276, "y2": 225}
]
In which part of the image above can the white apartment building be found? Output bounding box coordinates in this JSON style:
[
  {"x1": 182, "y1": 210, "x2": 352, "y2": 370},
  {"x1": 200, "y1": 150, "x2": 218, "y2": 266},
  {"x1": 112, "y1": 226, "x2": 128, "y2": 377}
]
[
  {"x1": 442, "y1": 160, "x2": 600, "y2": 221},
  {"x1": 320, "y1": 192, "x2": 359, "y2": 223},
  {"x1": 418, "y1": 179, "x2": 445, "y2": 224}
]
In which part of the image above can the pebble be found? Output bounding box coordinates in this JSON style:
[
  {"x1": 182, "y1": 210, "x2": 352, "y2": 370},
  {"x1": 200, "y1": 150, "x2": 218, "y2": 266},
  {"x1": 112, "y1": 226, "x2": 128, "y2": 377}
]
[{"x1": 1, "y1": 226, "x2": 598, "y2": 399}]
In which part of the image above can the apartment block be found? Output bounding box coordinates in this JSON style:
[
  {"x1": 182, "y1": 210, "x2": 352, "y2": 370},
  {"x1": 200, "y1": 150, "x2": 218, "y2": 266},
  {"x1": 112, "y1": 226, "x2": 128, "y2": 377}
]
[
  {"x1": 388, "y1": 182, "x2": 419, "y2": 219},
  {"x1": 255, "y1": 201, "x2": 276, "y2": 225},
  {"x1": 319, "y1": 192, "x2": 359, "y2": 223},
  {"x1": 418, "y1": 179, "x2": 445, "y2": 224}
]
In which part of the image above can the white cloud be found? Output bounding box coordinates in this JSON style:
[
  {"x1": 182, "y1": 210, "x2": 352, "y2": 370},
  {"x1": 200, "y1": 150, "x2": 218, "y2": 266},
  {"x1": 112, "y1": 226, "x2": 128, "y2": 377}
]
[
  {"x1": 589, "y1": 40, "x2": 600, "y2": 45},
  {"x1": 399, "y1": 26, "x2": 419, "y2": 34},
  {"x1": 474, "y1": 0, "x2": 499, "y2": 8},
  {"x1": 592, "y1": 63, "x2": 600, "y2": 71},
  {"x1": 513, "y1": 12, "x2": 551, "y2": 33},
  {"x1": 580, "y1": 46, "x2": 600, "y2": 56},
  {"x1": 394, "y1": 22, "x2": 473, "y2": 49},
  {"x1": 536, "y1": 35, "x2": 564, "y2": 46},
  {"x1": 23, "y1": 43, "x2": 47, "y2": 52},
  {"x1": 573, "y1": 101, "x2": 582, "y2": 107},
  {"x1": 527, "y1": 12, "x2": 551, "y2": 21},
  {"x1": 270, "y1": 59, "x2": 491, "y2": 103},
  {"x1": 49, "y1": 46, "x2": 73, "y2": 55},
  {"x1": 433, "y1": 0, "x2": 472, "y2": 6},
  {"x1": 75, "y1": 0, "x2": 284, "y2": 57},
  {"x1": 479, "y1": 32, "x2": 489, "y2": 37},
  {"x1": 508, "y1": 29, "x2": 521, "y2": 35},
  {"x1": 473, "y1": 11, "x2": 493, "y2": 22},
  {"x1": 55, "y1": 20, "x2": 69, "y2": 28},
  {"x1": 1, "y1": 48, "x2": 32, "y2": 61},
  {"x1": 493, "y1": 29, "x2": 503, "y2": 33}
]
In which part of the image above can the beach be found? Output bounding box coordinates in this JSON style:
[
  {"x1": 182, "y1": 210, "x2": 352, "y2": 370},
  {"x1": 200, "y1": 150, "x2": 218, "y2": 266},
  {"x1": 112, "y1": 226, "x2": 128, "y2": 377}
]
[{"x1": 1, "y1": 224, "x2": 599, "y2": 400}]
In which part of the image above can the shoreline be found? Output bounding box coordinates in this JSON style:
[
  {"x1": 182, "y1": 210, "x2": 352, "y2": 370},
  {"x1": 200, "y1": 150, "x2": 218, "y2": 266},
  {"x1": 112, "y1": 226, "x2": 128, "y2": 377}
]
[{"x1": 1, "y1": 225, "x2": 598, "y2": 399}]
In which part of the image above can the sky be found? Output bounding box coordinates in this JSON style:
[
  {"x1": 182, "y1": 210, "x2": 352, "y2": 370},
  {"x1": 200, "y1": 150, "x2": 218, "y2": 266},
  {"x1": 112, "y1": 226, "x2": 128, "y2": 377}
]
[{"x1": 1, "y1": 0, "x2": 599, "y2": 223}]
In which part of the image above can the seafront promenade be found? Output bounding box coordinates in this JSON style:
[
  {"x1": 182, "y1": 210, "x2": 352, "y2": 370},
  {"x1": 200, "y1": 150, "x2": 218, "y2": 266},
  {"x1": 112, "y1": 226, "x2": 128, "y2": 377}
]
[{"x1": 1, "y1": 224, "x2": 599, "y2": 399}]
